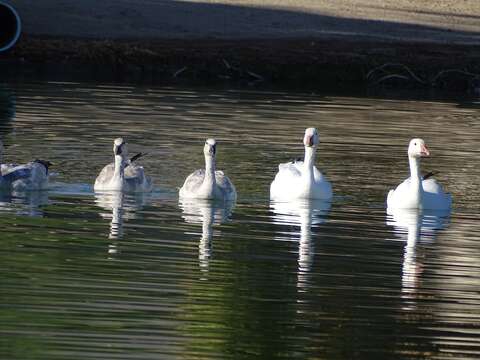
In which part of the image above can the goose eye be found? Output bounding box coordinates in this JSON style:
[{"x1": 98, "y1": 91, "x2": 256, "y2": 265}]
[{"x1": 414, "y1": 142, "x2": 417, "y2": 145}]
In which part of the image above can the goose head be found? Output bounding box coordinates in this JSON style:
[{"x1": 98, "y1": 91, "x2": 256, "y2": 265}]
[
  {"x1": 113, "y1": 138, "x2": 128, "y2": 158},
  {"x1": 203, "y1": 138, "x2": 217, "y2": 158},
  {"x1": 408, "y1": 138, "x2": 430, "y2": 158},
  {"x1": 303, "y1": 128, "x2": 319, "y2": 148}
]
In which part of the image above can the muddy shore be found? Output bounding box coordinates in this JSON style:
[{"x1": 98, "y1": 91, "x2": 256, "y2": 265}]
[{"x1": 2, "y1": 0, "x2": 480, "y2": 92}]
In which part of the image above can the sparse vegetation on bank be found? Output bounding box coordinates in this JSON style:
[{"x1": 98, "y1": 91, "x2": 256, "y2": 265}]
[{"x1": 2, "y1": 36, "x2": 480, "y2": 93}]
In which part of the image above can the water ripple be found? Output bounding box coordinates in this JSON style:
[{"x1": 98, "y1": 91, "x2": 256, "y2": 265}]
[{"x1": 0, "y1": 82, "x2": 479, "y2": 359}]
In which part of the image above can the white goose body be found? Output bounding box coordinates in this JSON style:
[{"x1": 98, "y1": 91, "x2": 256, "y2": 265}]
[
  {"x1": 270, "y1": 128, "x2": 332, "y2": 201},
  {"x1": 387, "y1": 138, "x2": 451, "y2": 210},
  {"x1": 94, "y1": 138, "x2": 152, "y2": 193},
  {"x1": 0, "y1": 140, "x2": 50, "y2": 191},
  {"x1": 179, "y1": 138, "x2": 236, "y2": 201}
]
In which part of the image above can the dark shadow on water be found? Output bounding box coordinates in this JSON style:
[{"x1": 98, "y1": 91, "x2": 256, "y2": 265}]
[{"x1": 0, "y1": 86, "x2": 15, "y2": 137}]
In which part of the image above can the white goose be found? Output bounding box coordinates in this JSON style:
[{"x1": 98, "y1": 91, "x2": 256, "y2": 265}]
[
  {"x1": 0, "y1": 139, "x2": 50, "y2": 191},
  {"x1": 387, "y1": 138, "x2": 452, "y2": 210},
  {"x1": 94, "y1": 138, "x2": 153, "y2": 193},
  {"x1": 270, "y1": 128, "x2": 332, "y2": 201},
  {"x1": 179, "y1": 138, "x2": 236, "y2": 201}
]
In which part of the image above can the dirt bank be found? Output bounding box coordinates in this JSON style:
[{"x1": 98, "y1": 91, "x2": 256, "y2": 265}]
[
  {"x1": 2, "y1": 36, "x2": 478, "y2": 92},
  {"x1": 2, "y1": 1, "x2": 480, "y2": 91}
]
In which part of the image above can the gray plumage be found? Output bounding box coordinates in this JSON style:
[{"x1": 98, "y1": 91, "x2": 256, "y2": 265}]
[{"x1": 181, "y1": 169, "x2": 236, "y2": 200}]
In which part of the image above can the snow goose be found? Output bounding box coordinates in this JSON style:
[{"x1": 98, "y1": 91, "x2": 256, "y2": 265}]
[
  {"x1": 179, "y1": 138, "x2": 236, "y2": 201},
  {"x1": 94, "y1": 138, "x2": 153, "y2": 193},
  {"x1": 0, "y1": 139, "x2": 50, "y2": 191},
  {"x1": 386, "y1": 138, "x2": 452, "y2": 210},
  {"x1": 270, "y1": 128, "x2": 332, "y2": 201}
]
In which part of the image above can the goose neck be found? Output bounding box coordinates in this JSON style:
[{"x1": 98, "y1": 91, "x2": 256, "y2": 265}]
[
  {"x1": 303, "y1": 146, "x2": 316, "y2": 176},
  {"x1": 204, "y1": 154, "x2": 216, "y2": 183},
  {"x1": 408, "y1": 155, "x2": 423, "y2": 207},
  {"x1": 113, "y1": 154, "x2": 126, "y2": 179},
  {"x1": 408, "y1": 156, "x2": 422, "y2": 185},
  {"x1": 201, "y1": 154, "x2": 217, "y2": 198}
]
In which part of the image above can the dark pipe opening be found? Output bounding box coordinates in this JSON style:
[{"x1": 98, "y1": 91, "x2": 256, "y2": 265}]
[{"x1": 0, "y1": 2, "x2": 21, "y2": 52}]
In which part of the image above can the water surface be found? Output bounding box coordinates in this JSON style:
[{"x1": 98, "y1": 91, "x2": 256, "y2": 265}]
[{"x1": 1, "y1": 82, "x2": 480, "y2": 359}]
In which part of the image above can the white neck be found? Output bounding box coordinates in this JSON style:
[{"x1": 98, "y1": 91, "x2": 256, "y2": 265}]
[
  {"x1": 304, "y1": 145, "x2": 316, "y2": 170},
  {"x1": 303, "y1": 145, "x2": 316, "y2": 185},
  {"x1": 408, "y1": 155, "x2": 423, "y2": 206},
  {"x1": 201, "y1": 154, "x2": 216, "y2": 198},
  {"x1": 113, "y1": 154, "x2": 126, "y2": 183}
]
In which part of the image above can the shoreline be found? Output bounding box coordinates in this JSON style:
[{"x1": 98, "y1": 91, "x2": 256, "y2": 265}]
[{"x1": 2, "y1": 35, "x2": 480, "y2": 93}]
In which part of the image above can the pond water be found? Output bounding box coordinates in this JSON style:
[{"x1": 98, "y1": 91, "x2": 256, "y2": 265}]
[{"x1": 1, "y1": 82, "x2": 480, "y2": 359}]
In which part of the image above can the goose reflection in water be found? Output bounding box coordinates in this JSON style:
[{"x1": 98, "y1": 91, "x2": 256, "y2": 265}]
[
  {"x1": 386, "y1": 207, "x2": 450, "y2": 309},
  {"x1": 179, "y1": 199, "x2": 234, "y2": 273},
  {"x1": 270, "y1": 199, "x2": 331, "y2": 292},
  {"x1": 0, "y1": 190, "x2": 49, "y2": 217},
  {"x1": 95, "y1": 192, "x2": 150, "y2": 254}
]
